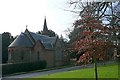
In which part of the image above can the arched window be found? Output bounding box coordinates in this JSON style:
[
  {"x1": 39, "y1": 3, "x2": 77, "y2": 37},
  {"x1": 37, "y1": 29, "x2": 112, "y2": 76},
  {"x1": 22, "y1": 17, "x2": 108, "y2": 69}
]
[{"x1": 12, "y1": 49, "x2": 14, "y2": 60}]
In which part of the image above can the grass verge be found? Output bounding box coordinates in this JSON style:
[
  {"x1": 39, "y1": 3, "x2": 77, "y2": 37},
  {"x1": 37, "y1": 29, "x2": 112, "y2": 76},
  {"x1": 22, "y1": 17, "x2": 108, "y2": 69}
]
[{"x1": 36, "y1": 63, "x2": 119, "y2": 78}]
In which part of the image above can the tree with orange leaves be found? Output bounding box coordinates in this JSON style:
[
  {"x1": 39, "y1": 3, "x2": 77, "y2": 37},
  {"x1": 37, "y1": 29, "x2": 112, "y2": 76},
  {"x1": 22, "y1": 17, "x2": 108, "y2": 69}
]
[
  {"x1": 66, "y1": 1, "x2": 120, "y2": 80},
  {"x1": 69, "y1": 15, "x2": 116, "y2": 80}
]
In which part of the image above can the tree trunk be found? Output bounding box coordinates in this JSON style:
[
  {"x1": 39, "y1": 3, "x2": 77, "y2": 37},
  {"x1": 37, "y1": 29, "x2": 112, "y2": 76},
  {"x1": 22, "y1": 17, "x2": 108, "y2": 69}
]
[{"x1": 94, "y1": 60, "x2": 98, "y2": 80}]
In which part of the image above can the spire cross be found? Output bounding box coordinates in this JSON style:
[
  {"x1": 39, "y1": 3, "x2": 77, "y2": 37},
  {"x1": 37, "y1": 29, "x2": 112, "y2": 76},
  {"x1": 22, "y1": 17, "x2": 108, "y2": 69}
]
[{"x1": 26, "y1": 25, "x2": 28, "y2": 29}]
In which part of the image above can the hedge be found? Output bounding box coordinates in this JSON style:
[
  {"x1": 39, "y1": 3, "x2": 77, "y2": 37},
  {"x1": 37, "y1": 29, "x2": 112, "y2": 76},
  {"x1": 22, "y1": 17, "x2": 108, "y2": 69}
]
[{"x1": 2, "y1": 60, "x2": 47, "y2": 76}]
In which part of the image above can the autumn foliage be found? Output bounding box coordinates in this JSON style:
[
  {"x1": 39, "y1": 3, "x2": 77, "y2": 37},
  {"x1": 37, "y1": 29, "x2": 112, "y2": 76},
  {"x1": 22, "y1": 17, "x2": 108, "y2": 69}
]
[{"x1": 70, "y1": 16, "x2": 114, "y2": 65}]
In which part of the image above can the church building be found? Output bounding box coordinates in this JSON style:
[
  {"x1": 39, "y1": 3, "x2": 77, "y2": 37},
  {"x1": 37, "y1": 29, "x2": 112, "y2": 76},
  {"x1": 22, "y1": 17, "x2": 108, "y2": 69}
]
[{"x1": 8, "y1": 18, "x2": 66, "y2": 67}]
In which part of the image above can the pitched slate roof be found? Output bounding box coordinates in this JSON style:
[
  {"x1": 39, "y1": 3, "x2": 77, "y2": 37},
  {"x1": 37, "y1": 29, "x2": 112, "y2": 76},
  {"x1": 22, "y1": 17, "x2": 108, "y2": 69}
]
[
  {"x1": 9, "y1": 33, "x2": 33, "y2": 48},
  {"x1": 27, "y1": 31, "x2": 57, "y2": 49},
  {"x1": 9, "y1": 30, "x2": 57, "y2": 50}
]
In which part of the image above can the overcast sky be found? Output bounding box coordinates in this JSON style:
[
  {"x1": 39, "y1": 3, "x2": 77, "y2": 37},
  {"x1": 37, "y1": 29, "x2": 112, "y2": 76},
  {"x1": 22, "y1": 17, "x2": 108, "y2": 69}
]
[{"x1": 0, "y1": 0, "x2": 78, "y2": 38}]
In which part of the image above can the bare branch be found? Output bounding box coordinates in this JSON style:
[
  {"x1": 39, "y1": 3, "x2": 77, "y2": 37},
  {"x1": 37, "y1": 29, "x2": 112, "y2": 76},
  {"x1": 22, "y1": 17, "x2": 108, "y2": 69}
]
[
  {"x1": 63, "y1": 9, "x2": 80, "y2": 14},
  {"x1": 97, "y1": 3, "x2": 108, "y2": 20}
]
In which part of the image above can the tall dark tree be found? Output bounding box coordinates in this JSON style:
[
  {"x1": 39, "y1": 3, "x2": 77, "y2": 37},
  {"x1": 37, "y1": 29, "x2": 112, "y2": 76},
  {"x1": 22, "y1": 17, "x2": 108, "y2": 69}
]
[
  {"x1": 37, "y1": 29, "x2": 56, "y2": 37},
  {"x1": 2, "y1": 32, "x2": 14, "y2": 63},
  {"x1": 68, "y1": 27, "x2": 85, "y2": 43},
  {"x1": 48, "y1": 30, "x2": 56, "y2": 37}
]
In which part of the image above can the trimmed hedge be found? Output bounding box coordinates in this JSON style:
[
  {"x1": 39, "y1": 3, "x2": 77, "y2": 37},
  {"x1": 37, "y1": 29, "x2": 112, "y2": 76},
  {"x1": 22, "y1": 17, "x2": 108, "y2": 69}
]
[{"x1": 2, "y1": 60, "x2": 46, "y2": 76}]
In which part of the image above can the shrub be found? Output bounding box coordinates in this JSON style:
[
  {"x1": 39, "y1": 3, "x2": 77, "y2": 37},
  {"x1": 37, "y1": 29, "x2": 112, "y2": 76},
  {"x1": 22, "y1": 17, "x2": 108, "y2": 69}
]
[{"x1": 2, "y1": 60, "x2": 46, "y2": 76}]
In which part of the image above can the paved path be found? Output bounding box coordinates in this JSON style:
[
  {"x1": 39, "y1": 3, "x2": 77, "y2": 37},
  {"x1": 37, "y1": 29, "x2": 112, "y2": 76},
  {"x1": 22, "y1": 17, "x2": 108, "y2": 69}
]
[{"x1": 3, "y1": 64, "x2": 94, "y2": 78}]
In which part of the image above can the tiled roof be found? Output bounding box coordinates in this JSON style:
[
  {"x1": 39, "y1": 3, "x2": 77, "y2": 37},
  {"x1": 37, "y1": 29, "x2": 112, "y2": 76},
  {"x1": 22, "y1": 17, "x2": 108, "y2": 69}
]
[
  {"x1": 28, "y1": 31, "x2": 57, "y2": 49},
  {"x1": 9, "y1": 30, "x2": 57, "y2": 50},
  {"x1": 9, "y1": 33, "x2": 33, "y2": 48}
]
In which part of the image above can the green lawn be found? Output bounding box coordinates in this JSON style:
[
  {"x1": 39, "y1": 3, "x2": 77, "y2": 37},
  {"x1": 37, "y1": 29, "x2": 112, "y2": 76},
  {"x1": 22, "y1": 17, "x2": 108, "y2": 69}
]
[{"x1": 36, "y1": 63, "x2": 119, "y2": 78}]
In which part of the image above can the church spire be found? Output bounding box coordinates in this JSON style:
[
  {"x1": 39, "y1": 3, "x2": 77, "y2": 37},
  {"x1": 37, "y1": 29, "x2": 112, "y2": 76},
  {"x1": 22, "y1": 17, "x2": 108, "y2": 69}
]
[{"x1": 43, "y1": 16, "x2": 48, "y2": 32}]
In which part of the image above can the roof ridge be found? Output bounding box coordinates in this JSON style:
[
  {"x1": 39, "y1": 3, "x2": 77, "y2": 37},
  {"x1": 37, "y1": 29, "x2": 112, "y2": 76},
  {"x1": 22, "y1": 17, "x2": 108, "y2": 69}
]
[
  {"x1": 23, "y1": 32, "x2": 34, "y2": 47},
  {"x1": 24, "y1": 29, "x2": 35, "y2": 45}
]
